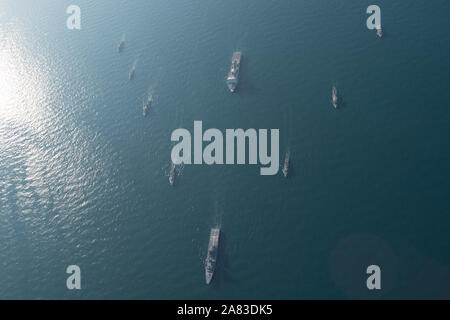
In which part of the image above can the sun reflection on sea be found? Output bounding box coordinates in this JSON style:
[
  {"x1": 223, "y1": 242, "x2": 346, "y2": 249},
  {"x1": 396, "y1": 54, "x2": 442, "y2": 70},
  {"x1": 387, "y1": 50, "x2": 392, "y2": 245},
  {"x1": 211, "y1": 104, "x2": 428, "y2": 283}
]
[
  {"x1": 1, "y1": 24, "x2": 53, "y2": 137},
  {"x1": 0, "y1": 19, "x2": 110, "y2": 219}
]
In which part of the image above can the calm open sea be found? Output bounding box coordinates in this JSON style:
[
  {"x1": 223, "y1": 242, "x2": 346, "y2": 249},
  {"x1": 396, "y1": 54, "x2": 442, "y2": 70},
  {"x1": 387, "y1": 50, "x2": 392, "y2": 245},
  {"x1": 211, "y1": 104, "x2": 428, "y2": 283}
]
[{"x1": 1, "y1": 0, "x2": 450, "y2": 299}]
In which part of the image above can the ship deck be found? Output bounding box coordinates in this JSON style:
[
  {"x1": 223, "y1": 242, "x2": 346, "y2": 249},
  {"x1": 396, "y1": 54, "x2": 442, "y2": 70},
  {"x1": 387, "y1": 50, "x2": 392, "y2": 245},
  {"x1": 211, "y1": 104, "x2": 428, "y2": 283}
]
[{"x1": 232, "y1": 52, "x2": 241, "y2": 62}]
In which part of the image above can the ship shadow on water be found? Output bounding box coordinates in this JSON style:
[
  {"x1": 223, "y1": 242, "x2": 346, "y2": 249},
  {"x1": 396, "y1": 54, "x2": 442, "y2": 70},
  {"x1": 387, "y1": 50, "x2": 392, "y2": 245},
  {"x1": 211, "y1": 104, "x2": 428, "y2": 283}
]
[
  {"x1": 337, "y1": 95, "x2": 346, "y2": 110},
  {"x1": 213, "y1": 231, "x2": 233, "y2": 288},
  {"x1": 235, "y1": 56, "x2": 256, "y2": 95},
  {"x1": 285, "y1": 159, "x2": 296, "y2": 179}
]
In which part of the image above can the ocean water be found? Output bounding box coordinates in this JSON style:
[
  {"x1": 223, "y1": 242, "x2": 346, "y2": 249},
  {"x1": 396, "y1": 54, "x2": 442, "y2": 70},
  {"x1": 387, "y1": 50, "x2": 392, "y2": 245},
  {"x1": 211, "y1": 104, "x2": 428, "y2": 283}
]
[{"x1": 1, "y1": 0, "x2": 450, "y2": 299}]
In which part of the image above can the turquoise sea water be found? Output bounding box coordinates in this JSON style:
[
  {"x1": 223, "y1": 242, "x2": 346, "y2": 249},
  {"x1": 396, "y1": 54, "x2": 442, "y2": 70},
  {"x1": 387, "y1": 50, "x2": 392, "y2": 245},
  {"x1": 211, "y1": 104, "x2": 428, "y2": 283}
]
[{"x1": 1, "y1": 0, "x2": 450, "y2": 299}]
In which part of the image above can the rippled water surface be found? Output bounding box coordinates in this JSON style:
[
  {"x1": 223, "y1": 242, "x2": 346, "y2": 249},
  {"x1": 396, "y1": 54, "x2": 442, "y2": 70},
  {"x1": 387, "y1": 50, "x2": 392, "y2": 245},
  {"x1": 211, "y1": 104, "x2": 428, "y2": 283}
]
[{"x1": 1, "y1": 0, "x2": 450, "y2": 299}]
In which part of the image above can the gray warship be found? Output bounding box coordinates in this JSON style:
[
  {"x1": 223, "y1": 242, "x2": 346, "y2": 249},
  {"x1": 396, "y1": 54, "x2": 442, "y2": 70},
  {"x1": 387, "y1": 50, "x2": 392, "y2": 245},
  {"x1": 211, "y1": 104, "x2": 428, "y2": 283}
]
[
  {"x1": 226, "y1": 51, "x2": 242, "y2": 92},
  {"x1": 332, "y1": 86, "x2": 338, "y2": 109},
  {"x1": 143, "y1": 94, "x2": 152, "y2": 117},
  {"x1": 205, "y1": 228, "x2": 220, "y2": 284},
  {"x1": 282, "y1": 151, "x2": 290, "y2": 177}
]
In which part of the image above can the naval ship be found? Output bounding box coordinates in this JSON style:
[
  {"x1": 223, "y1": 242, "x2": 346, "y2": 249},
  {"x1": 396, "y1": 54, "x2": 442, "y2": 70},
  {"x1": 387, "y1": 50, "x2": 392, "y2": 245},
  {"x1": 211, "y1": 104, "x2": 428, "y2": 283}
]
[
  {"x1": 332, "y1": 86, "x2": 338, "y2": 109},
  {"x1": 226, "y1": 51, "x2": 242, "y2": 92},
  {"x1": 169, "y1": 163, "x2": 176, "y2": 186},
  {"x1": 143, "y1": 94, "x2": 152, "y2": 117},
  {"x1": 129, "y1": 68, "x2": 135, "y2": 80},
  {"x1": 376, "y1": 25, "x2": 383, "y2": 37},
  {"x1": 282, "y1": 151, "x2": 290, "y2": 178},
  {"x1": 117, "y1": 40, "x2": 124, "y2": 53},
  {"x1": 205, "y1": 228, "x2": 220, "y2": 284}
]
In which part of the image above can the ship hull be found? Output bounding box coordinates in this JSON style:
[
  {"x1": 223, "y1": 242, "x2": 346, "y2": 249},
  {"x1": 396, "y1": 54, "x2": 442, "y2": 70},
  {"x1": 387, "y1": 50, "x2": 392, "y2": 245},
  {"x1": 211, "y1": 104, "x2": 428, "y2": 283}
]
[
  {"x1": 143, "y1": 95, "x2": 152, "y2": 117},
  {"x1": 226, "y1": 52, "x2": 241, "y2": 92},
  {"x1": 205, "y1": 228, "x2": 220, "y2": 284},
  {"x1": 227, "y1": 81, "x2": 238, "y2": 93},
  {"x1": 376, "y1": 25, "x2": 383, "y2": 37},
  {"x1": 169, "y1": 164, "x2": 176, "y2": 186},
  {"x1": 332, "y1": 87, "x2": 338, "y2": 108},
  {"x1": 117, "y1": 42, "x2": 124, "y2": 53},
  {"x1": 283, "y1": 152, "x2": 290, "y2": 177}
]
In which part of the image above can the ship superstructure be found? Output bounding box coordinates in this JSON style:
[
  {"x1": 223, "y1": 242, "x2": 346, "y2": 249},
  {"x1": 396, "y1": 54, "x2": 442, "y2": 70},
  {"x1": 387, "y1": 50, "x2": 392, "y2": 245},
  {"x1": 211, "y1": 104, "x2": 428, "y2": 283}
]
[{"x1": 226, "y1": 52, "x2": 242, "y2": 92}]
